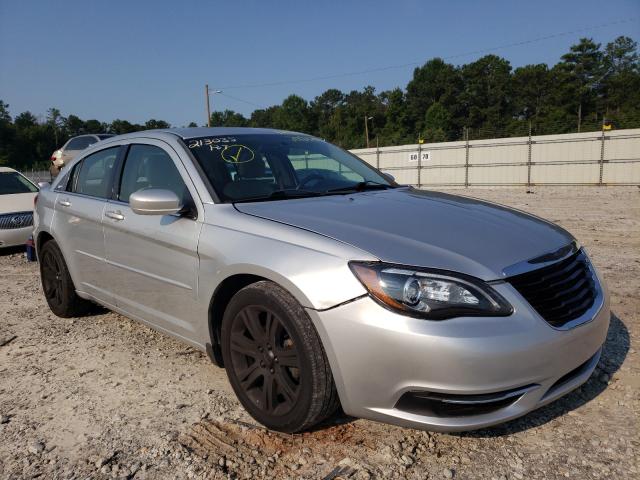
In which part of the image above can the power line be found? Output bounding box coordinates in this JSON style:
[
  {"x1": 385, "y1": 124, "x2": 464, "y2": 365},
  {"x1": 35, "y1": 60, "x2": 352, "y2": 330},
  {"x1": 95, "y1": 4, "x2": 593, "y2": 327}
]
[
  {"x1": 217, "y1": 92, "x2": 266, "y2": 110},
  {"x1": 218, "y1": 17, "x2": 638, "y2": 91}
]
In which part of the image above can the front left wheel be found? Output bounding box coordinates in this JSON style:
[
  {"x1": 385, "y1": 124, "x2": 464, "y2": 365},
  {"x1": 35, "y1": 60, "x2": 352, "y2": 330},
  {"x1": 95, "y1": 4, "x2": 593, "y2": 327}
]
[{"x1": 221, "y1": 281, "x2": 339, "y2": 432}]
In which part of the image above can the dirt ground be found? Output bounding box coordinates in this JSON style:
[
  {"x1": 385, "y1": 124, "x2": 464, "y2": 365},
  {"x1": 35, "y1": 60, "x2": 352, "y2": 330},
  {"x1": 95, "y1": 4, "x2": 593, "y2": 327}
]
[{"x1": 1, "y1": 186, "x2": 638, "y2": 480}]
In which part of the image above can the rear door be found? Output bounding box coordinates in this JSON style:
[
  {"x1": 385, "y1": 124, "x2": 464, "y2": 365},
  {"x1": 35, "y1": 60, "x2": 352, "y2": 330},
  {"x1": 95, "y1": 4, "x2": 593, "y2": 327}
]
[
  {"x1": 52, "y1": 146, "x2": 121, "y2": 304},
  {"x1": 103, "y1": 140, "x2": 202, "y2": 342}
]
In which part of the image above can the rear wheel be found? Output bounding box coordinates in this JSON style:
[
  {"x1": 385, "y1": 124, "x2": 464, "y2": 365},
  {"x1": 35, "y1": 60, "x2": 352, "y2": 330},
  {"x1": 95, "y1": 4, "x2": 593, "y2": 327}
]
[
  {"x1": 221, "y1": 281, "x2": 338, "y2": 432},
  {"x1": 39, "y1": 240, "x2": 92, "y2": 317}
]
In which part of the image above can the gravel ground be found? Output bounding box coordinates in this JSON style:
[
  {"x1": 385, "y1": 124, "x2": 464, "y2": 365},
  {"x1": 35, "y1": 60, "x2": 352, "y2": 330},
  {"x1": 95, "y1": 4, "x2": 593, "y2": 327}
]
[{"x1": 0, "y1": 186, "x2": 638, "y2": 479}]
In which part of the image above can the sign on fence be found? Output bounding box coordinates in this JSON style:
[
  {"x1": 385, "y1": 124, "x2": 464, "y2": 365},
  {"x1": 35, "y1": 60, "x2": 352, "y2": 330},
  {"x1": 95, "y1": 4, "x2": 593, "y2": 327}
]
[{"x1": 408, "y1": 151, "x2": 430, "y2": 163}]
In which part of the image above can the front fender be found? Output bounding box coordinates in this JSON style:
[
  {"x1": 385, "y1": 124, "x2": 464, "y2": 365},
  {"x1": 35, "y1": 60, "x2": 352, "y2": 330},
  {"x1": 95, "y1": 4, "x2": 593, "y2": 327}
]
[{"x1": 197, "y1": 220, "x2": 370, "y2": 310}]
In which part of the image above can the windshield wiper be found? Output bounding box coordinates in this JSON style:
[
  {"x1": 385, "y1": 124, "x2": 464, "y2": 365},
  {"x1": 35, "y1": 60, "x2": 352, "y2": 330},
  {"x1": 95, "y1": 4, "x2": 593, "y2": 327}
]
[
  {"x1": 232, "y1": 188, "x2": 326, "y2": 203},
  {"x1": 325, "y1": 181, "x2": 394, "y2": 193}
]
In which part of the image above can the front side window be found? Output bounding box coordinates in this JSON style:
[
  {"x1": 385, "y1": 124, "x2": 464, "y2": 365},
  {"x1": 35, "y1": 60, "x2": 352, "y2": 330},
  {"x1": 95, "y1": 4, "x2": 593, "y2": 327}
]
[
  {"x1": 74, "y1": 147, "x2": 119, "y2": 198},
  {"x1": 118, "y1": 144, "x2": 191, "y2": 205},
  {"x1": 66, "y1": 136, "x2": 98, "y2": 151},
  {"x1": 0, "y1": 172, "x2": 38, "y2": 195},
  {"x1": 184, "y1": 134, "x2": 392, "y2": 202}
]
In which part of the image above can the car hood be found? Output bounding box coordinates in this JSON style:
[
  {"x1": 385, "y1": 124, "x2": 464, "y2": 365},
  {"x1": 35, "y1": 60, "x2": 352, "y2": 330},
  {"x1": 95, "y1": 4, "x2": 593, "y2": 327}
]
[
  {"x1": 234, "y1": 188, "x2": 574, "y2": 280},
  {"x1": 0, "y1": 193, "x2": 36, "y2": 215}
]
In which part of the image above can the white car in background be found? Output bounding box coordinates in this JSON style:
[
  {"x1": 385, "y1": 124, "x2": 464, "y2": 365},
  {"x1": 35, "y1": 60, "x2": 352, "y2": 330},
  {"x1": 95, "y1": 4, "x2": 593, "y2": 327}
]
[
  {"x1": 0, "y1": 167, "x2": 39, "y2": 248},
  {"x1": 50, "y1": 134, "x2": 114, "y2": 176}
]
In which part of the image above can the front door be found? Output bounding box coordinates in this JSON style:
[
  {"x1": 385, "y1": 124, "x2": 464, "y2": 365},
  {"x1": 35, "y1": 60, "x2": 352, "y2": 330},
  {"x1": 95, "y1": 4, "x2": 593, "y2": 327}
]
[{"x1": 102, "y1": 141, "x2": 202, "y2": 342}]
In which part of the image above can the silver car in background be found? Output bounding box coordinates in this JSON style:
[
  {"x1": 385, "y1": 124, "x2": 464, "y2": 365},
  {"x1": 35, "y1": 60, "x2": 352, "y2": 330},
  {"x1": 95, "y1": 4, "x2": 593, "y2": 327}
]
[
  {"x1": 33, "y1": 128, "x2": 609, "y2": 433},
  {"x1": 50, "y1": 134, "x2": 114, "y2": 176}
]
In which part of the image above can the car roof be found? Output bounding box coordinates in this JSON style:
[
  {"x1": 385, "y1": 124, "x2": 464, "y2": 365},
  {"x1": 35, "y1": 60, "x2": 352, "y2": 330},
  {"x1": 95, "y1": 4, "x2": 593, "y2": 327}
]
[
  {"x1": 78, "y1": 127, "x2": 314, "y2": 152},
  {"x1": 0, "y1": 167, "x2": 18, "y2": 173},
  {"x1": 71, "y1": 133, "x2": 111, "y2": 138},
  {"x1": 150, "y1": 127, "x2": 307, "y2": 140},
  {"x1": 158, "y1": 127, "x2": 306, "y2": 140}
]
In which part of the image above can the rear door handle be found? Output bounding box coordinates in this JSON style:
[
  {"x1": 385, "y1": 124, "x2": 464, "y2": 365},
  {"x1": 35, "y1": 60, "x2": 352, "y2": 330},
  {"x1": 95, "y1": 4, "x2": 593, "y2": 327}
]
[
  {"x1": 105, "y1": 210, "x2": 125, "y2": 221},
  {"x1": 58, "y1": 199, "x2": 71, "y2": 207}
]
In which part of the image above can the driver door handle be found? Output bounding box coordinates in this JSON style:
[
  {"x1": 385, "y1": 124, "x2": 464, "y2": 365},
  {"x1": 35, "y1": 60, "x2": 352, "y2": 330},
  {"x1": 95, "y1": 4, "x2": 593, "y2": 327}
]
[
  {"x1": 105, "y1": 210, "x2": 125, "y2": 221},
  {"x1": 58, "y1": 199, "x2": 71, "y2": 207}
]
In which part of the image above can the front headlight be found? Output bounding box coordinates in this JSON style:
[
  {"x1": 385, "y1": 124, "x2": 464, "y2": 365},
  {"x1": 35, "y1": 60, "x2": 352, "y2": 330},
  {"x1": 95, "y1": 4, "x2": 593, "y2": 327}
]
[{"x1": 349, "y1": 262, "x2": 513, "y2": 320}]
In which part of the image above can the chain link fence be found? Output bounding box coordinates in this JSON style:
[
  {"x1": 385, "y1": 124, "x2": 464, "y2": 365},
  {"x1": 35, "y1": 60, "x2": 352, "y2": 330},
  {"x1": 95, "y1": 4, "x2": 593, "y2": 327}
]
[{"x1": 22, "y1": 169, "x2": 53, "y2": 185}]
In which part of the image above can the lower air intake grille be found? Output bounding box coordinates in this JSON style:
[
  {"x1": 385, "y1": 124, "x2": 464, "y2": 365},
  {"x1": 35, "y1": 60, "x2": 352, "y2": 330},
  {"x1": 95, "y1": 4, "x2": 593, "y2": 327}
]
[{"x1": 508, "y1": 249, "x2": 597, "y2": 328}]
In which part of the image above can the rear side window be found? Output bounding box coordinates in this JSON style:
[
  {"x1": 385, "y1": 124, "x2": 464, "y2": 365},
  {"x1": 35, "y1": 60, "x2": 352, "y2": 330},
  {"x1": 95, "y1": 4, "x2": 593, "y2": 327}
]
[
  {"x1": 118, "y1": 144, "x2": 191, "y2": 205},
  {"x1": 66, "y1": 136, "x2": 97, "y2": 150},
  {"x1": 74, "y1": 148, "x2": 119, "y2": 198}
]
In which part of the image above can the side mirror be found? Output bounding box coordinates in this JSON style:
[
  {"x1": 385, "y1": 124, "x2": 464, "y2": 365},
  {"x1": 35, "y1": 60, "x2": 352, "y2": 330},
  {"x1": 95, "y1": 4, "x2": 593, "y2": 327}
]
[
  {"x1": 382, "y1": 172, "x2": 396, "y2": 183},
  {"x1": 130, "y1": 189, "x2": 182, "y2": 216},
  {"x1": 37, "y1": 182, "x2": 51, "y2": 189}
]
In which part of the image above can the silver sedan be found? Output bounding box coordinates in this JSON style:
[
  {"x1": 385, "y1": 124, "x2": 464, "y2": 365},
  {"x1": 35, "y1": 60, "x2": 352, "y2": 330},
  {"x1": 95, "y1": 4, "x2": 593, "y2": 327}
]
[{"x1": 33, "y1": 128, "x2": 609, "y2": 433}]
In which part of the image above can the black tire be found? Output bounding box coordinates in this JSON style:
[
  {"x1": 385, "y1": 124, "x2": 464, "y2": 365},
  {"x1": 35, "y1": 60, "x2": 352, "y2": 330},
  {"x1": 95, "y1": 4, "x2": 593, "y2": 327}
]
[
  {"x1": 39, "y1": 239, "x2": 93, "y2": 317},
  {"x1": 221, "y1": 281, "x2": 339, "y2": 432}
]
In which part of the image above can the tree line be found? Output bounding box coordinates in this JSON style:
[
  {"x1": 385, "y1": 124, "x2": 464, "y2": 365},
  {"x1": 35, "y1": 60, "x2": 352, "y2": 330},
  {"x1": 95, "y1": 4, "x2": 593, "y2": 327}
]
[{"x1": 1, "y1": 36, "x2": 638, "y2": 170}]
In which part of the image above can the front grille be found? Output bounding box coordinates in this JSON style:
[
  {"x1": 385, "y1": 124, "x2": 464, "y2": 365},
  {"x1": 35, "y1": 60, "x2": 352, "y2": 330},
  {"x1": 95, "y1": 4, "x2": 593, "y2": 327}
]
[
  {"x1": 508, "y1": 249, "x2": 597, "y2": 328},
  {"x1": 0, "y1": 211, "x2": 33, "y2": 230}
]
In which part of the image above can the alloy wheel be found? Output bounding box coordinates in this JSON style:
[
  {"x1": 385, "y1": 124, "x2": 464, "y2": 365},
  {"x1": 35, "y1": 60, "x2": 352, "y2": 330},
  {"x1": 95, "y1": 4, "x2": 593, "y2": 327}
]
[{"x1": 229, "y1": 305, "x2": 301, "y2": 415}]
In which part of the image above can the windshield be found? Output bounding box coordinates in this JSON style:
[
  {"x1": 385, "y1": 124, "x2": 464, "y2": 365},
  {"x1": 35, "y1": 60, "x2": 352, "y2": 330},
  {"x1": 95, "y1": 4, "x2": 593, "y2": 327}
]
[
  {"x1": 0, "y1": 172, "x2": 38, "y2": 195},
  {"x1": 184, "y1": 133, "x2": 393, "y2": 202}
]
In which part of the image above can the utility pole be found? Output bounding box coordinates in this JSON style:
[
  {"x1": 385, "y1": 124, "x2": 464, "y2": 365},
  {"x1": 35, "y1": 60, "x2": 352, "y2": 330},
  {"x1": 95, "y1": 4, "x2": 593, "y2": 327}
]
[
  {"x1": 364, "y1": 115, "x2": 370, "y2": 148},
  {"x1": 205, "y1": 84, "x2": 211, "y2": 127},
  {"x1": 527, "y1": 120, "x2": 532, "y2": 187}
]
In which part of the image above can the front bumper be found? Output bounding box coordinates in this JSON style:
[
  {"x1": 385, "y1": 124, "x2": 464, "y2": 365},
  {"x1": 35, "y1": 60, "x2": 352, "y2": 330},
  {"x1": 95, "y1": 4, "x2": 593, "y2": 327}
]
[
  {"x1": 308, "y1": 278, "x2": 610, "y2": 432},
  {"x1": 0, "y1": 226, "x2": 32, "y2": 248}
]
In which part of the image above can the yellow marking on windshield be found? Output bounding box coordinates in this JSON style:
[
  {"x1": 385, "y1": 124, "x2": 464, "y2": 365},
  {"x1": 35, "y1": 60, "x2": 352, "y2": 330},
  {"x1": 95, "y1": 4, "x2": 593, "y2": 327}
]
[{"x1": 221, "y1": 144, "x2": 255, "y2": 164}]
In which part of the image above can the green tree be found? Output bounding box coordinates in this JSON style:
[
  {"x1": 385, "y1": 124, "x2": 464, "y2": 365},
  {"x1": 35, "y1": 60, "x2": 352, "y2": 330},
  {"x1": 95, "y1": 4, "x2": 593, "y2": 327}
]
[
  {"x1": 145, "y1": 119, "x2": 171, "y2": 129},
  {"x1": 602, "y1": 36, "x2": 640, "y2": 123},
  {"x1": 0, "y1": 101, "x2": 14, "y2": 166},
  {"x1": 460, "y1": 55, "x2": 513, "y2": 136},
  {"x1": 46, "y1": 108, "x2": 65, "y2": 147},
  {"x1": 210, "y1": 110, "x2": 247, "y2": 127},
  {"x1": 65, "y1": 114, "x2": 86, "y2": 137},
  {"x1": 109, "y1": 119, "x2": 143, "y2": 134},
  {"x1": 379, "y1": 88, "x2": 411, "y2": 145},
  {"x1": 405, "y1": 58, "x2": 462, "y2": 136},
  {"x1": 14, "y1": 112, "x2": 38, "y2": 129},
  {"x1": 310, "y1": 88, "x2": 344, "y2": 139},
  {"x1": 511, "y1": 64, "x2": 552, "y2": 121},
  {"x1": 423, "y1": 102, "x2": 451, "y2": 142},
  {"x1": 249, "y1": 106, "x2": 279, "y2": 128},
  {"x1": 559, "y1": 38, "x2": 605, "y2": 130},
  {"x1": 604, "y1": 36, "x2": 639, "y2": 74},
  {"x1": 84, "y1": 119, "x2": 107, "y2": 133},
  {"x1": 271, "y1": 95, "x2": 312, "y2": 133}
]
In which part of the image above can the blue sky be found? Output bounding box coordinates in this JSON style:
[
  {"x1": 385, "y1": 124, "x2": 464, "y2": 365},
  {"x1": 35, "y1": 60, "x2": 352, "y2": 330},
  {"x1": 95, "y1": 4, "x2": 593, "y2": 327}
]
[{"x1": 1, "y1": 0, "x2": 638, "y2": 127}]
